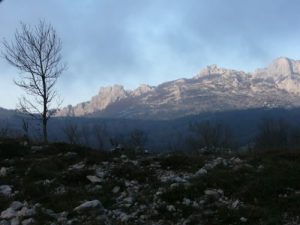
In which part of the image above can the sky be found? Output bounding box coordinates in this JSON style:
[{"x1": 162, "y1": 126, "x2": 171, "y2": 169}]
[{"x1": 1, "y1": 0, "x2": 300, "y2": 109}]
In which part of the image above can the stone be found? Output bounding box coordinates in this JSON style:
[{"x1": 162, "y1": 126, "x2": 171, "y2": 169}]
[
  {"x1": 0, "y1": 220, "x2": 10, "y2": 225},
  {"x1": 232, "y1": 157, "x2": 243, "y2": 164},
  {"x1": 0, "y1": 185, "x2": 12, "y2": 197},
  {"x1": 74, "y1": 200, "x2": 103, "y2": 213},
  {"x1": 195, "y1": 168, "x2": 207, "y2": 176},
  {"x1": 112, "y1": 186, "x2": 120, "y2": 194},
  {"x1": 21, "y1": 218, "x2": 35, "y2": 225},
  {"x1": 122, "y1": 197, "x2": 133, "y2": 205},
  {"x1": 120, "y1": 154, "x2": 127, "y2": 160},
  {"x1": 0, "y1": 168, "x2": 7, "y2": 177},
  {"x1": 166, "y1": 205, "x2": 176, "y2": 212},
  {"x1": 170, "y1": 183, "x2": 180, "y2": 189},
  {"x1": 10, "y1": 202, "x2": 24, "y2": 211},
  {"x1": 182, "y1": 198, "x2": 191, "y2": 206},
  {"x1": 1, "y1": 208, "x2": 16, "y2": 219},
  {"x1": 119, "y1": 212, "x2": 129, "y2": 222},
  {"x1": 68, "y1": 162, "x2": 85, "y2": 171},
  {"x1": 240, "y1": 217, "x2": 248, "y2": 222},
  {"x1": 10, "y1": 218, "x2": 19, "y2": 225},
  {"x1": 17, "y1": 207, "x2": 36, "y2": 218},
  {"x1": 86, "y1": 175, "x2": 102, "y2": 183},
  {"x1": 204, "y1": 189, "x2": 221, "y2": 198},
  {"x1": 95, "y1": 170, "x2": 106, "y2": 178},
  {"x1": 232, "y1": 200, "x2": 240, "y2": 209},
  {"x1": 257, "y1": 165, "x2": 264, "y2": 171},
  {"x1": 173, "y1": 176, "x2": 187, "y2": 183},
  {"x1": 30, "y1": 146, "x2": 43, "y2": 151},
  {"x1": 64, "y1": 152, "x2": 78, "y2": 157},
  {"x1": 55, "y1": 186, "x2": 66, "y2": 195},
  {"x1": 203, "y1": 209, "x2": 215, "y2": 216}
]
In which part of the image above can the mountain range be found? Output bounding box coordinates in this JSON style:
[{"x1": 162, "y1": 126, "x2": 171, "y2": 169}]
[{"x1": 56, "y1": 57, "x2": 300, "y2": 120}]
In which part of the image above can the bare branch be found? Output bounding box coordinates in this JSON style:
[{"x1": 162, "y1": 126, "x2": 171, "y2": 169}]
[{"x1": 2, "y1": 20, "x2": 66, "y2": 143}]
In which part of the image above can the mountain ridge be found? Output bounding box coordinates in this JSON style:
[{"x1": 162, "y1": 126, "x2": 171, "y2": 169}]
[{"x1": 56, "y1": 57, "x2": 300, "y2": 119}]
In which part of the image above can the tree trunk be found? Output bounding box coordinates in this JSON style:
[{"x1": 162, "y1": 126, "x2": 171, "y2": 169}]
[{"x1": 43, "y1": 116, "x2": 48, "y2": 144}]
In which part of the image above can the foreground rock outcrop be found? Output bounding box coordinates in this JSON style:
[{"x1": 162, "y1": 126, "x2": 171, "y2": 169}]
[{"x1": 0, "y1": 142, "x2": 300, "y2": 224}]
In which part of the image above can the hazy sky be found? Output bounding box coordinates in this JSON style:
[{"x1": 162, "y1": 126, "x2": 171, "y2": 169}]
[{"x1": 1, "y1": 0, "x2": 300, "y2": 109}]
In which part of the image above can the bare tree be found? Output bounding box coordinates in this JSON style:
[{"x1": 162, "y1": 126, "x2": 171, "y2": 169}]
[
  {"x1": 255, "y1": 118, "x2": 289, "y2": 151},
  {"x1": 189, "y1": 120, "x2": 233, "y2": 152},
  {"x1": 62, "y1": 122, "x2": 81, "y2": 145},
  {"x1": 2, "y1": 20, "x2": 66, "y2": 143},
  {"x1": 129, "y1": 129, "x2": 147, "y2": 151},
  {"x1": 93, "y1": 123, "x2": 107, "y2": 150},
  {"x1": 0, "y1": 121, "x2": 9, "y2": 139},
  {"x1": 80, "y1": 124, "x2": 91, "y2": 147}
]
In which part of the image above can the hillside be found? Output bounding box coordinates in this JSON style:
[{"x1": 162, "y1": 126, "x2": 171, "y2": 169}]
[
  {"x1": 1, "y1": 141, "x2": 300, "y2": 225},
  {"x1": 57, "y1": 57, "x2": 300, "y2": 120}
]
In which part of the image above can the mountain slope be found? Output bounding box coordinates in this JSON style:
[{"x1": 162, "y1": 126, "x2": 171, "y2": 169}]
[{"x1": 57, "y1": 57, "x2": 300, "y2": 119}]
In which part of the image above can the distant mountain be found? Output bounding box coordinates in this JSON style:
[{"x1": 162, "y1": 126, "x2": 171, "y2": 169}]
[
  {"x1": 0, "y1": 107, "x2": 18, "y2": 120},
  {"x1": 56, "y1": 57, "x2": 300, "y2": 119}
]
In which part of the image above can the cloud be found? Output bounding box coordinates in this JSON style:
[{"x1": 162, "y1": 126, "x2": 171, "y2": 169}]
[{"x1": 1, "y1": 0, "x2": 300, "y2": 108}]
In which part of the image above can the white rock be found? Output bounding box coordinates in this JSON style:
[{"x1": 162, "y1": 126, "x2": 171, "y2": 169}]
[
  {"x1": 10, "y1": 202, "x2": 24, "y2": 211},
  {"x1": 1, "y1": 208, "x2": 16, "y2": 219},
  {"x1": 204, "y1": 189, "x2": 220, "y2": 198},
  {"x1": 119, "y1": 212, "x2": 129, "y2": 222},
  {"x1": 10, "y1": 218, "x2": 19, "y2": 225},
  {"x1": 170, "y1": 183, "x2": 180, "y2": 189},
  {"x1": 240, "y1": 217, "x2": 247, "y2": 222},
  {"x1": 232, "y1": 157, "x2": 243, "y2": 164},
  {"x1": 21, "y1": 218, "x2": 35, "y2": 225},
  {"x1": 182, "y1": 198, "x2": 191, "y2": 206},
  {"x1": 173, "y1": 176, "x2": 187, "y2": 183},
  {"x1": 232, "y1": 200, "x2": 240, "y2": 209},
  {"x1": 122, "y1": 197, "x2": 133, "y2": 205},
  {"x1": 166, "y1": 205, "x2": 176, "y2": 212},
  {"x1": 192, "y1": 201, "x2": 199, "y2": 208},
  {"x1": 257, "y1": 165, "x2": 264, "y2": 171},
  {"x1": 195, "y1": 168, "x2": 207, "y2": 176},
  {"x1": 0, "y1": 185, "x2": 12, "y2": 197},
  {"x1": 86, "y1": 175, "x2": 102, "y2": 183},
  {"x1": 112, "y1": 186, "x2": 120, "y2": 194},
  {"x1": 74, "y1": 200, "x2": 103, "y2": 213},
  {"x1": 95, "y1": 170, "x2": 106, "y2": 178},
  {"x1": 0, "y1": 168, "x2": 7, "y2": 177},
  {"x1": 17, "y1": 207, "x2": 36, "y2": 218},
  {"x1": 0, "y1": 220, "x2": 10, "y2": 225},
  {"x1": 120, "y1": 154, "x2": 127, "y2": 160},
  {"x1": 64, "y1": 152, "x2": 77, "y2": 157},
  {"x1": 68, "y1": 162, "x2": 85, "y2": 171},
  {"x1": 30, "y1": 146, "x2": 43, "y2": 151}
]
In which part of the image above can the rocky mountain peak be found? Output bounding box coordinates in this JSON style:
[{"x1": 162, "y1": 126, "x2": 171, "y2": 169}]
[
  {"x1": 131, "y1": 84, "x2": 154, "y2": 96},
  {"x1": 254, "y1": 57, "x2": 300, "y2": 79},
  {"x1": 267, "y1": 57, "x2": 294, "y2": 77},
  {"x1": 90, "y1": 85, "x2": 129, "y2": 110},
  {"x1": 98, "y1": 85, "x2": 127, "y2": 97},
  {"x1": 56, "y1": 57, "x2": 300, "y2": 119},
  {"x1": 195, "y1": 64, "x2": 245, "y2": 79}
]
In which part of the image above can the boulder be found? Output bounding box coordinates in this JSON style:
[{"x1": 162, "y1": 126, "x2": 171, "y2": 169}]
[
  {"x1": 17, "y1": 207, "x2": 36, "y2": 218},
  {"x1": 21, "y1": 218, "x2": 35, "y2": 225},
  {"x1": 0, "y1": 208, "x2": 16, "y2": 219},
  {"x1": 195, "y1": 168, "x2": 207, "y2": 176},
  {"x1": 86, "y1": 175, "x2": 102, "y2": 183},
  {"x1": 0, "y1": 185, "x2": 12, "y2": 197},
  {"x1": 10, "y1": 202, "x2": 24, "y2": 211},
  {"x1": 74, "y1": 200, "x2": 103, "y2": 213}
]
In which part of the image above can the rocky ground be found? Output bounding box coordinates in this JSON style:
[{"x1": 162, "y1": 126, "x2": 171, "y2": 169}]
[{"x1": 0, "y1": 140, "x2": 300, "y2": 225}]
